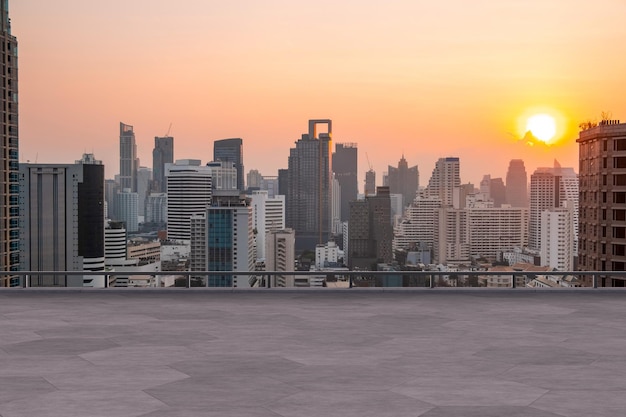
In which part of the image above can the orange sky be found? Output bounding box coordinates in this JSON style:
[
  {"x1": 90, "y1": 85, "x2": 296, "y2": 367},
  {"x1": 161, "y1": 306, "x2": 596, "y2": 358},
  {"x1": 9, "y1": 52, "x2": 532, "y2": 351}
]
[{"x1": 12, "y1": 0, "x2": 626, "y2": 187}]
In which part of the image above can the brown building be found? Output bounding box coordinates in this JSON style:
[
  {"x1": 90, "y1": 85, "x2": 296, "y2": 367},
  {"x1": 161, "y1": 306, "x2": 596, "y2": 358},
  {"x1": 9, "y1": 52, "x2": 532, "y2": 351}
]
[
  {"x1": 348, "y1": 186, "x2": 393, "y2": 270},
  {"x1": 578, "y1": 119, "x2": 626, "y2": 286},
  {"x1": 0, "y1": 2, "x2": 18, "y2": 287}
]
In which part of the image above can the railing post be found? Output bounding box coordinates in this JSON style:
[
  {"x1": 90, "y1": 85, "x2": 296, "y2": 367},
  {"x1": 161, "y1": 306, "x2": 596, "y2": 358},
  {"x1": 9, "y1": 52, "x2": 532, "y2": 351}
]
[
  {"x1": 593, "y1": 274, "x2": 598, "y2": 289},
  {"x1": 430, "y1": 274, "x2": 434, "y2": 288},
  {"x1": 512, "y1": 274, "x2": 516, "y2": 289}
]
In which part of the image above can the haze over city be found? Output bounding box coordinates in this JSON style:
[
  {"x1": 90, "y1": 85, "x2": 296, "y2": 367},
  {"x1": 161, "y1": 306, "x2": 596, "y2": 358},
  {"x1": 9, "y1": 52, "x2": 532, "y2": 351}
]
[{"x1": 13, "y1": 0, "x2": 626, "y2": 183}]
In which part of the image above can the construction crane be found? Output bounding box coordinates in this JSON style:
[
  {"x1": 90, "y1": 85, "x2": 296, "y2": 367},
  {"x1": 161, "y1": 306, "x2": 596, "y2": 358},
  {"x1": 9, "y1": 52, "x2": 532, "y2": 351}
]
[{"x1": 165, "y1": 123, "x2": 172, "y2": 137}]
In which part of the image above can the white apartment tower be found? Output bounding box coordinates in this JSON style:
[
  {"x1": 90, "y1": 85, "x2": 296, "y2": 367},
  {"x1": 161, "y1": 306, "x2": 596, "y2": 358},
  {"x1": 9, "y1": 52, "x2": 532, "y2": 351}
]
[
  {"x1": 249, "y1": 190, "x2": 285, "y2": 260},
  {"x1": 424, "y1": 157, "x2": 461, "y2": 207},
  {"x1": 166, "y1": 160, "x2": 213, "y2": 242},
  {"x1": 265, "y1": 229, "x2": 296, "y2": 287},
  {"x1": 189, "y1": 195, "x2": 254, "y2": 287},
  {"x1": 541, "y1": 204, "x2": 575, "y2": 271},
  {"x1": 529, "y1": 164, "x2": 578, "y2": 252},
  {"x1": 393, "y1": 197, "x2": 442, "y2": 253}
]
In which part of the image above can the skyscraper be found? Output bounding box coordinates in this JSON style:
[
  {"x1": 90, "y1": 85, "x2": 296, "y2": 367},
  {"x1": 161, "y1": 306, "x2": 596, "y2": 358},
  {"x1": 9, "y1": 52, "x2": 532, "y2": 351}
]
[
  {"x1": 348, "y1": 186, "x2": 393, "y2": 270},
  {"x1": 387, "y1": 155, "x2": 419, "y2": 208},
  {"x1": 424, "y1": 157, "x2": 461, "y2": 207},
  {"x1": 333, "y1": 143, "x2": 358, "y2": 221},
  {"x1": 578, "y1": 120, "x2": 626, "y2": 286},
  {"x1": 528, "y1": 163, "x2": 578, "y2": 252},
  {"x1": 364, "y1": 169, "x2": 376, "y2": 196},
  {"x1": 286, "y1": 120, "x2": 333, "y2": 251},
  {"x1": 165, "y1": 160, "x2": 213, "y2": 242},
  {"x1": 152, "y1": 136, "x2": 173, "y2": 193},
  {"x1": 189, "y1": 194, "x2": 254, "y2": 287},
  {"x1": 214, "y1": 138, "x2": 244, "y2": 191},
  {"x1": 119, "y1": 122, "x2": 138, "y2": 192},
  {"x1": 19, "y1": 156, "x2": 105, "y2": 287},
  {"x1": 505, "y1": 159, "x2": 528, "y2": 208},
  {"x1": 0, "y1": 1, "x2": 18, "y2": 287}
]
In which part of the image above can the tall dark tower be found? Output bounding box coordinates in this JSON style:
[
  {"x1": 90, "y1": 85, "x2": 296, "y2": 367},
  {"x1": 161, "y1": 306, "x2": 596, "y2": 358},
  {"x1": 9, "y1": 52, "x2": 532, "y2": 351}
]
[
  {"x1": 0, "y1": 0, "x2": 18, "y2": 287},
  {"x1": 286, "y1": 120, "x2": 333, "y2": 251},
  {"x1": 152, "y1": 136, "x2": 174, "y2": 192},
  {"x1": 119, "y1": 122, "x2": 138, "y2": 192},
  {"x1": 332, "y1": 143, "x2": 358, "y2": 222},
  {"x1": 505, "y1": 159, "x2": 528, "y2": 208},
  {"x1": 214, "y1": 138, "x2": 244, "y2": 191},
  {"x1": 387, "y1": 155, "x2": 419, "y2": 208}
]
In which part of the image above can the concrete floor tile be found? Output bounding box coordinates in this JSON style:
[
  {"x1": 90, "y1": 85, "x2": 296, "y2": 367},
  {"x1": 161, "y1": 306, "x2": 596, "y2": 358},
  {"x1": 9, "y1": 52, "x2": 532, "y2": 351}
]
[
  {"x1": 145, "y1": 375, "x2": 301, "y2": 407},
  {"x1": 0, "y1": 390, "x2": 164, "y2": 417},
  {"x1": 418, "y1": 406, "x2": 565, "y2": 417},
  {"x1": 391, "y1": 377, "x2": 547, "y2": 406},
  {"x1": 170, "y1": 354, "x2": 303, "y2": 377},
  {"x1": 473, "y1": 346, "x2": 597, "y2": 365},
  {"x1": 138, "y1": 406, "x2": 283, "y2": 417},
  {"x1": 267, "y1": 390, "x2": 434, "y2": 417},
  {"x1": 44, "y1": 365, "x2": 189, "y2": 391},
  {"x1": 2, "y1": 337, "x2": 119, "y2": 356},
  {"x1": 0, "y1": 376, "x2": 57, "y2": 404},
  {"x1": 270, "y1": 364, "x2": 415, "y2": 391},
  {"x1": 80, "y1": 345, "x2": 207, "y2": 366},
  {"x1": 531, "y1": 390, "x2": 626, "y2": 417},
  {"x1": 502, "y1": 364, "x2": 626, "y2": 390}
]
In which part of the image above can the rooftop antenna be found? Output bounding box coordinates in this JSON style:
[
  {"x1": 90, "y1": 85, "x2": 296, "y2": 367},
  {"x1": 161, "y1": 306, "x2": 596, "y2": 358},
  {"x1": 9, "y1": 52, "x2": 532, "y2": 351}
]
[{"x1": 165, "y1": 123, "x2": 173, "y2": 137}]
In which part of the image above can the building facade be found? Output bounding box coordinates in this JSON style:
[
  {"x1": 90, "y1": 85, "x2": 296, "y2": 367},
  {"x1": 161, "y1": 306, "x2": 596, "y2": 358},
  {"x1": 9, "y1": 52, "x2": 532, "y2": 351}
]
[
  {"x1": 19, "y1": 160, "x2": 105, "y2": 287},
  {"x1": 0, "y1": 1, "x2": 19, "y2": 286},
  {"x1": 505, "y1": 159, "x2": 528, "y2": 208},
  {"x1": 152, "y1": 135, "x2": 173, "y2": 193},
  {"x1": 578, "y1": 120, "x2": 626, "y2": 286},
  {"x1": 166, "y1": 160, "x2": 213, "y2": 242},
  {"x1": 119, "y1": 122, "x2": 138, "y2": 192},
  {"x1": 387, "y1": 155, "x2": 419, "y2": 208},
  {"x1": 213, "y1": 138, "x2": 244, "y2": 191},
  {"x1": 424, "y1": 157, "x2": 460, "y2": 207},
  {"x1": 333, "y1": 143, "x2": 358, "y2": 222},
  {"x1": 286, "y1": 120, "x2": 333, "y2": 251}
]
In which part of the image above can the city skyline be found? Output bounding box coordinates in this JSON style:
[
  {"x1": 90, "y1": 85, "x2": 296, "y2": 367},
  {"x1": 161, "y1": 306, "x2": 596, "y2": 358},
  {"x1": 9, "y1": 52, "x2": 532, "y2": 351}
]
[{"x1": 12, "y1": 1, "x2": 625, "y2": 185}]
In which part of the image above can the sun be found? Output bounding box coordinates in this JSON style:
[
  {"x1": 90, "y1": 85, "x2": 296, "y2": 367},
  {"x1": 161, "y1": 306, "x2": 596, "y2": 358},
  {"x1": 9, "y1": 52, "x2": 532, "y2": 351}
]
[{"x1": 526, "y1": 113, "x2": 557, "y2": 143}]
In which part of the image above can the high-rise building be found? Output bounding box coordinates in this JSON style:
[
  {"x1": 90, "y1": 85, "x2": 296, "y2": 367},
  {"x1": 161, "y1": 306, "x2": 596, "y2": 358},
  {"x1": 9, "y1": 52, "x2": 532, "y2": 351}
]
[
  {"x1": 393, "y1": 196, "x2": 441, "y2": 254},
  {"x1": 364, "y1": 169, "x2": 376, "y2": 196},
  {"x1": 247, "y1": 169, "x2": 262, "y2": 190},
  {"x1": 286, "y1": 120, "x2": 333, "y2": 251},
  {"x1": 260, "y1": 175, "x2": 279, "y2": 198},
  {"x1": 387, "y1": 155, "x2": 419, "y2": 208},
  {"x1": 145, "y1": 193, "x2": 167, "y2": 226},
  {"x1": 166, "y1": 160, "x2": 213, "y2": 242},
  {"x1": 505, "y1": 159, "x2": 528, "y2": 208},
  {"x1": 529, "y1": 163, "x2": 578, "y2": 252},
  {"x1": 578, "y1": 120, "x2": 626, "y2": 286},
  {"x1": 119, "y1": 122, "x2": 139, "y2": 192},
  {"x1": 479, "y1": 175, "x2": 506, "y2": 207},
  {"x1": 265, "y1": 229, "x2": 296, "y2": 287},
  {"x1": 248, "y1": 190, "x2": 285, "y2": 260},
  {"x1": 213, "y1": 138, "x2": 244, "y2": 191},
  {"x1": 19, "y1": 157, "x2": 105, "y2": 287},
  {"x1": 0, "y1": 1, "x2": 18, "y2": 287},
  {"x1": 137, "y1": 166, "x2": 152, "y2": 220},
  {"x1": 115, "y1": 188, "x2": 139, "y2": 233},
  {"x1": 332, "y1": 143, "x2": 358, "y2": 221},
  {"x1": 424, "y1": 157, "x2": 461, "y2": 207},
  {"x1": 189, "y1": 194, "x2": 254, "y2": 287},
  {"x1": 152, "y1": 136, "x2": 173, "y2": 193},
  {"x1": 206, "y1": 161, "x2": 238, "y2": 192},
  {"x1": 541, "y1": 204, "x2": 575, "y2": 271},
  {"x1": 348, "y1": 186, "x2": 393, "y2": 270}
]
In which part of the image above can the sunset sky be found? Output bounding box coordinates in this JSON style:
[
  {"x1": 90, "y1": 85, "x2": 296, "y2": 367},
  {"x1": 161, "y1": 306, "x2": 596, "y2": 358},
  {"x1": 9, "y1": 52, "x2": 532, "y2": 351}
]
[{"x1": 11, "y1": 0, "x2": 626, "y2": 187}]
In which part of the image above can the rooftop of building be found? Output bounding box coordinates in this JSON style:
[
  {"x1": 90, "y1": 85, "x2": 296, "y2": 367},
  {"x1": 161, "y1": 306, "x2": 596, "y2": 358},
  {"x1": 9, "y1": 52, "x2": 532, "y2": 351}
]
[{"x1": 1, "y1": 289, "x2": 625, "y2": 416}]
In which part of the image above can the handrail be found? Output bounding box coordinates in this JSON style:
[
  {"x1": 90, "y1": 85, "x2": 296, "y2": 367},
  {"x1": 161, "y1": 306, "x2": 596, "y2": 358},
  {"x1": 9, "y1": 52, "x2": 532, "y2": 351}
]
[{"x1": 0, "y1": 270, "x2": 622, "y2": 289}]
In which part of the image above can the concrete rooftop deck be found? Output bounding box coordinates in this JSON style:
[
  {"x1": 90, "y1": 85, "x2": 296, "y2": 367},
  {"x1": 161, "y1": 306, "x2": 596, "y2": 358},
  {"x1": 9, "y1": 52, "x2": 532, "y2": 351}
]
[{"x1": 1, "y1": 290, "x2": 626, "y2": 416}]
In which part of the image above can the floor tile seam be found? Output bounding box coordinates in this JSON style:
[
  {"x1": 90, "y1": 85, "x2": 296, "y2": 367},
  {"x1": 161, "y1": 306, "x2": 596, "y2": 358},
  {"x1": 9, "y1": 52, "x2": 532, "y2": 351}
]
[{"x1": 140, "y1": 388, "x2": 177, "y2": 409}]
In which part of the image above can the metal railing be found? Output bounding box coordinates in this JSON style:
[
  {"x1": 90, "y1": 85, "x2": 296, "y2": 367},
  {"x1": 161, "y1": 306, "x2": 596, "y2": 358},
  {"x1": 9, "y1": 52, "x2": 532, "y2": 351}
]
[{"x1": 1, "y1": 270, "x2": 626, "y2": 289}]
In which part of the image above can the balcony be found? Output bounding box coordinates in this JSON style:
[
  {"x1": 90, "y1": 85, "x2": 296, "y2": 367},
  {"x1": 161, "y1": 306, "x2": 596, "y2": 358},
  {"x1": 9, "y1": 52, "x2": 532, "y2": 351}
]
[{"x1": 1, "y1": 273, "x2": 626, "y2": 415}]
